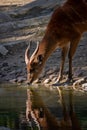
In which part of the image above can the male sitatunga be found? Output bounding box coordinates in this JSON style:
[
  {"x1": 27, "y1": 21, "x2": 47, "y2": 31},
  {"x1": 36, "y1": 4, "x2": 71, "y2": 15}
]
[{"x1": 25, "y1": 0, "x2": 87, "y2": 84}]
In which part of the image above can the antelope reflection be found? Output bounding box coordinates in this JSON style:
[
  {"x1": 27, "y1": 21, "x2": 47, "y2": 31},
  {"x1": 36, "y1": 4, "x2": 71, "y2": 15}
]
[
  {"x1": 57, "y1": 88, "x2": 81, "y2": 130},
  {"x1": 26, "y1": 89, "x2": 81, "y2": 130}
]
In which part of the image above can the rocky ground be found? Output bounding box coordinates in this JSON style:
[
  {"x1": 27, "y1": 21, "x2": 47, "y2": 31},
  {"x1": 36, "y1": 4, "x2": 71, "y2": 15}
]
[{"x1": 0, "y1": 0, "x2": 87, "y2": 91}]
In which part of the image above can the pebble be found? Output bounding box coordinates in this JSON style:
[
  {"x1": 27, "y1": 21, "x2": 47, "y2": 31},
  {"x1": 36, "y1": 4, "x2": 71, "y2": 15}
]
[
  {"x1": 44, "y1": 78, "x2": 51, "y2": 84},
  {"x1": 33, "y1": 79, "x2": 41, "y2": 84},
  {"x1": 82, "y1": 83, "x2": 87, "y2": 88},
  {"x1": 49, "y1": 75, "x2": 57, "y2": 82},
  {"x1": 73, "y1": 78, "x2": 85, "y2": 87},
  {"x1": 17, "y1": 77, "x2": 26, "y2": 83},
  {"x1": 9, "y1": 79, "x2": 17, "y2": 83},
  {"x1": 84, "y1": 87, "x2": 87, "y2": 91}
]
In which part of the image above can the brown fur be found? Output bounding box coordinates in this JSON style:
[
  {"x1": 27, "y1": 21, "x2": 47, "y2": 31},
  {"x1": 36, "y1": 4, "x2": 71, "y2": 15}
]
[{"x1": 25, "y1": 0, "x2": 87, "y2": 83}]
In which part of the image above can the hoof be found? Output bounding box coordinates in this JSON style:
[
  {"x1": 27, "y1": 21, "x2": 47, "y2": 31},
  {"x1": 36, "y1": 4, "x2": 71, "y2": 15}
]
[
  {"x1": 52, "y1": 80, "x2": 63, "y2": 87},
  {"x1": 52, "y1": 82, "x2": 61, "y2": 87},
  {"x1": 63, "y1": 79, "x2": 74, "y2": 86},
  {"x1": 52, "y1": 79, "x2": 73, "y2": 87},
  {"x1": 25, "y1": 80, "x2": 32, "y2": 86}
]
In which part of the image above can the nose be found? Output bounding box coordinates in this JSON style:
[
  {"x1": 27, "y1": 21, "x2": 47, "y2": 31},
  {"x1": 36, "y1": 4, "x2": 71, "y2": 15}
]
[
  {"x1": 26, "y1": 79, "x2": 32, "y2": 85},
  {"x1": 27, "y1": 75, "x2": 33, "y2": 85},
  {"x1": 27, "y1": 81, "x2": 31, "y2": 85}
]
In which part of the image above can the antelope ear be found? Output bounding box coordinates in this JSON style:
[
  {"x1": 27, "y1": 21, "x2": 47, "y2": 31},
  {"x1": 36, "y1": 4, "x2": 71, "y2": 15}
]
[{"x1": 37, "y1": 54, "x2": 44, "y2": 64}]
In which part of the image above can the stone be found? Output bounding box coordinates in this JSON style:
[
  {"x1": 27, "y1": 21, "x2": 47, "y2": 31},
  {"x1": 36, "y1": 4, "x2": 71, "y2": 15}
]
[
  {"x1": 0, "y1": 45, "x2": 8, "y2": 56},
  {"x1": 49, "y1": 74, "x2": 57, "y2": 79},
  {"x1": 84, "y1": 87, "x2": 87, "y2": 91},
  {"x1": 9, "y1": 79, "x2": 17, "y2": 83},
  {"x1": 82, "y1": 83, "x2": 87, "y2": 88},
  {"x1": 33, "y1": 79, "x2": 41, "y2": 84},
  {"x1": 73, "y1": 78, "x2": 86, "y2": 87},
  {"x1": 44, "y1": 78, "x2": 51, "y2": 84},
  {"x1": 17, "y1": 77, "x2": 26, "y2": 83}
]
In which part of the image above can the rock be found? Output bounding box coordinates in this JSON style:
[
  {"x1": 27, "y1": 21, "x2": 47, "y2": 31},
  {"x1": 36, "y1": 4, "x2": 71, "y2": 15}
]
[
  {"x1": 0, "y1": 45, "x2": 8, "y2": 56},
  {"x1": 52, "y1": 77, "x2": 58, "y2": 82},
  {"x1": 84, "y1": 87, "x2": 87, "y2": 91},
  {"x1": 73, "y1": 78, "x2": 85, "y2": 87},
  {"x1": 73, "y1": 77, "x2": 87, "y2": 90},
  {"x1": 82, "y1": 83, "x2": 87, "y2": 88},
  {"x1": 49, "y1": 74, "x2": 57, "y2": 80},
  {"x1": 9, "y1": 79, "x2": 17, "y2": 83},
  {"x1": 44, "y1": 78, "x2": 51, "y2": 84},
  {"x1": 17, "y1": 77, "x2": 26, "y2": 83},
  {"x1": 33, "y1": 79, "x2": 41, "y2": 84}
]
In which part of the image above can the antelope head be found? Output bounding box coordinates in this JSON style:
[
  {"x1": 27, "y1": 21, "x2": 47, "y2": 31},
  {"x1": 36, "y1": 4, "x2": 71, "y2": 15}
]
[{"x1": 25, "y1": 42, "x2": 44, "y2": 84}]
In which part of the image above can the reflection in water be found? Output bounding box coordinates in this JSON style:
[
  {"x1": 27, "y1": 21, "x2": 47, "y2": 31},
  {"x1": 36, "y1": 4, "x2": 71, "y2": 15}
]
[
  {"x1": 57, "y1": 88, "x2": 81, "y2": 130},
  {"x1": 0, "y1": 85, "x2": 87, "y2": 130},
  {"x1": 0, "y1": 111, "x2": 19, "y2": 129},
  {"x1": 26, "y1": 88, "x2": 82, "y2": 130},
  {"x1": 0, "y1": 85, "x2": 26, "y2": 130}
]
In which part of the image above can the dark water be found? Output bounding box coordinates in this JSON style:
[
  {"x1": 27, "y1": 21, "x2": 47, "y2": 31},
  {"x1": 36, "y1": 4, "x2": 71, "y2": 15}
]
[
  {"x1": 0, "y1": 84, "x2": 27, "y2": 130},
  {"x1": 0, "y1": 84, "x2": 87, "y2": 130},
  {"x1": 34, "y1": 87, "x2": 87, "y2": 130}
]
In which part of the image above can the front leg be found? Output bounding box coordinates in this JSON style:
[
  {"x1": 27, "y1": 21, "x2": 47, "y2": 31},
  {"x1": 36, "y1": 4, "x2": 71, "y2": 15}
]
[
  {"x1": 57, "y1": 46, "x2": 68, "y2": 82},
  {"x1": 68, "y1": 35, "x2": 81, "y2": 82}
]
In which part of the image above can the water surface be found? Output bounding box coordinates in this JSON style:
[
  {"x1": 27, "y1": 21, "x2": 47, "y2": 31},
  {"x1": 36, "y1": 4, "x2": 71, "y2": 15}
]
[{"x1": 0, "y1": 84, "x2": 87, "y2": 130}]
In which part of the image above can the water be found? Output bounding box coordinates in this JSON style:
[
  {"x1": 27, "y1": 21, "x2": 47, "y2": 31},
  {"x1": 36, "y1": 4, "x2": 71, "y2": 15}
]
[
  {"x1": 0, "y1": 84, "x2": 27, "y2": 130},
  {"x1": 33, "y1": 87, "x2": 87, "y2": 130},
  {"x1": 0, "y1": 84, "x2": 87, "y2": 130}
]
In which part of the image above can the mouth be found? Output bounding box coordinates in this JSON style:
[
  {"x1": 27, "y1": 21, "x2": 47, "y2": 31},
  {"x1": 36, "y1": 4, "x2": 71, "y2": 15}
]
[{"x1": 26, "y1": 78, "x2": 34, "y2": 85}]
